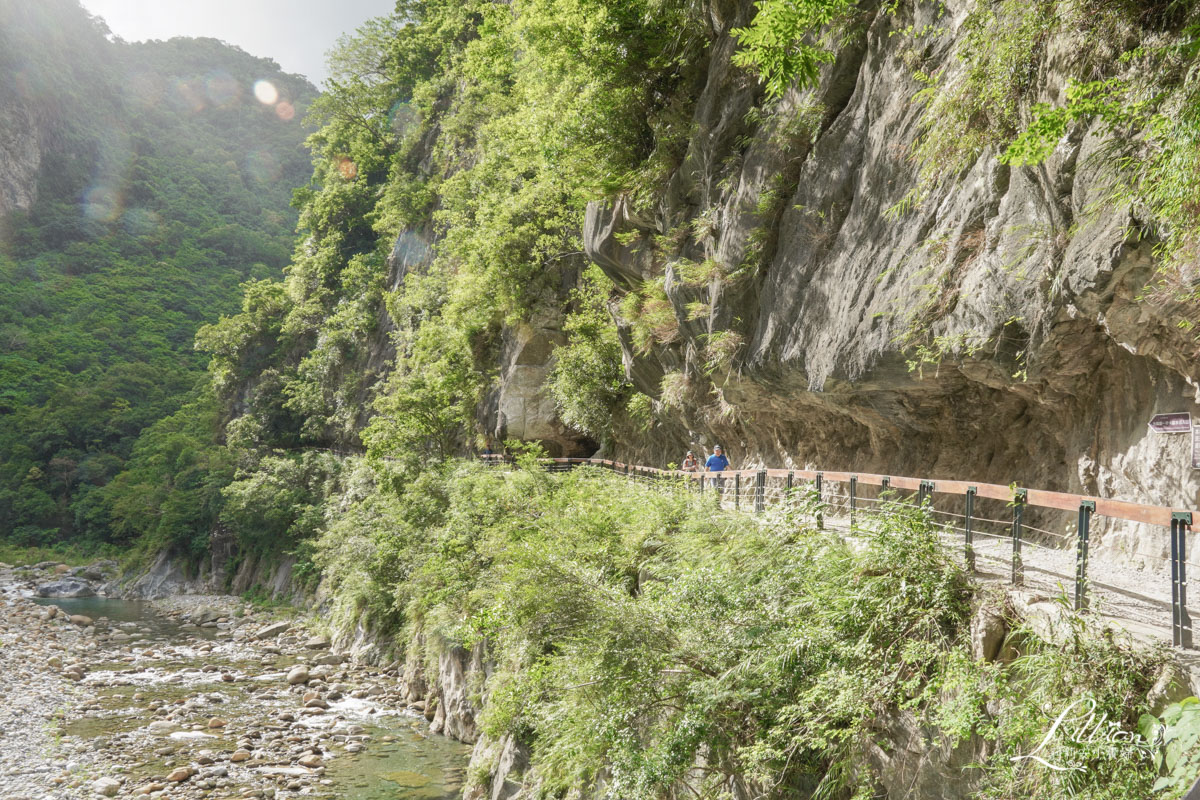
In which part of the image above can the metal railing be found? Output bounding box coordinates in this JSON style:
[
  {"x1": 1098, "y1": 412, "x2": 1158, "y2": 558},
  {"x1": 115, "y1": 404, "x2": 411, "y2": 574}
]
[{"x1": 480, "y1": 454, "x2": 1198, "y2": 650}]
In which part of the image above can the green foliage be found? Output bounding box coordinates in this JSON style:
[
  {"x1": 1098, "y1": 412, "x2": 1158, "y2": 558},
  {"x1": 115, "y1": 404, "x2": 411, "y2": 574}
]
[
  {"x1": 549, "y1": 267, "x2": 631, "y2": 441},
  {"x1": 950, "y1": 609, "x2": 1168, "y2": 799},
  {"x1": 95, "y1": 390, "x2": 234, "y2": 557},
  {"x1": 1003, "y1": 57, "x2": 1200, "y2": 294},
  {"x1": 1147, "y1": 698, "x2": 1200, "y2": 796},
  {"x1": 199, "y1": 0, "x2": 715, "y2": 472},
  {"x1": 220, "y1": 451, "x2": 343, "y2": 553},
  {"x1": 309, "y1": 461, "x2": 1173, "y2": 798},
  {"x1": 907, "y1": 0, "x2": 1058, "y2": 196},
  {"x1": 731, "y1": 0, "x2": 856, "y2": 99}
]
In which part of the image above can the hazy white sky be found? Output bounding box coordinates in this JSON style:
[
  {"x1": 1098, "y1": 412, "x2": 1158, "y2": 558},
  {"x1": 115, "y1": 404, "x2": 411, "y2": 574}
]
[{"x1": 79, "y1": 0, "x2": 396, "y2": 86}]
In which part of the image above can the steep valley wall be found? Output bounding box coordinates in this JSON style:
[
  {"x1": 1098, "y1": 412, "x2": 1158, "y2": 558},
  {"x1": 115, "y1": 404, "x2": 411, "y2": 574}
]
[{"x1": 573, "y1": 0, "x2": 1200, "y2": 564}]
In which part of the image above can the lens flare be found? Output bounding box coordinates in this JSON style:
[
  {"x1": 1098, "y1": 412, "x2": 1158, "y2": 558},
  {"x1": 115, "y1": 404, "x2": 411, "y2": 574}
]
[
  {"x1": 253, "y1": 80, "x2": 279, "y2": 105},
  {"x1": 337, "y1": 157, "x2": 357, "y2": 180},
  {"x1": 82, "y1": 186, "x2": 122, "y2": 222},
  {"x1": 205, "y1": 71, "x2": 241, "y2": 107},
  {"x1": 274, "y1": 101, "x2": 295, "y2": 121}
]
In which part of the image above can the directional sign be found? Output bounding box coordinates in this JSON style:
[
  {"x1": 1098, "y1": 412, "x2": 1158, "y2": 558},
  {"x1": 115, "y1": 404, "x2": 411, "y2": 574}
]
[{"x1": 1149, "y1": 412, "x2": 1192, "y2": 434}]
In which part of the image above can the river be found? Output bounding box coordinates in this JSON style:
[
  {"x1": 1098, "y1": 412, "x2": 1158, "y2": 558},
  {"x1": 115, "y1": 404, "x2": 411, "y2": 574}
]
[{"x1": 0, "y1": 568, "x2": 469, "y2": 800}]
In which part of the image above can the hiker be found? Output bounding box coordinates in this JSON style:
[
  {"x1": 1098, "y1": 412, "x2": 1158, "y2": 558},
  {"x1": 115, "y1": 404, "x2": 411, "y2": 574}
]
[
  {"x1": 705, "y1": 445, "x2": 729, "y2": 473},
  {"x1": 681, "y1": 450, "x2": 699, "y2": 472},
  {"x1": 705, "y1": 445, "x2": 730, "y2": 498}
]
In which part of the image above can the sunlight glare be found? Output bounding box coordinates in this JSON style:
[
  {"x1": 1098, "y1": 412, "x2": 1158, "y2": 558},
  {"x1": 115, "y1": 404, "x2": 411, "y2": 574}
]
[{"x1": 253, "y1": 80, "x2": 279, "y2": 105}]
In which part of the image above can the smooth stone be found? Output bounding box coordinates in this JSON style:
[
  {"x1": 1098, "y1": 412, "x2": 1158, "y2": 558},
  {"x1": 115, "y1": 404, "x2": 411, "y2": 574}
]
[
  {"x1": 254, "y1": 621, "x2": 291, "y2": 640},
  {"x1": 166, "y1": 766, "x2": 193, "y2": 782},
  {"x1": 92, "y1": 776, "x2": 121, "y2": 796}
]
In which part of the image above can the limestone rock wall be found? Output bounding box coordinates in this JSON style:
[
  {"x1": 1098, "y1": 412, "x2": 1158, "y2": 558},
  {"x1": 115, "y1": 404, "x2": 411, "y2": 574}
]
[
  {"x1": 585, "y1": 0, "x2": 1200, "y2": 562},
  {"x1": 0, "y1": 85, "x2": 41, "y2": 219}
]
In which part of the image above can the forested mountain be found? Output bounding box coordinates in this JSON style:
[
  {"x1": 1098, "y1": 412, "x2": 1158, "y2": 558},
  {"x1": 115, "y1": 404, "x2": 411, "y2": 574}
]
[
  {"x1": 0, "y1": 0, "x2": 315, "y2": 545},
  {"x1": 4, "y1": 0, "x2": 1200, "y2": 796}
]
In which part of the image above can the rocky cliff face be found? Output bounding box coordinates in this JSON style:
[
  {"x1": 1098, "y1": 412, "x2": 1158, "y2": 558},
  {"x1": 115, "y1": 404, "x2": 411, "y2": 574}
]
[
  {"x1": 584, "y1": 0, "x2": 1199, "y2": 562},
  {"x1": 0, "y1": 85, "x2": 41, "y2": 219}
]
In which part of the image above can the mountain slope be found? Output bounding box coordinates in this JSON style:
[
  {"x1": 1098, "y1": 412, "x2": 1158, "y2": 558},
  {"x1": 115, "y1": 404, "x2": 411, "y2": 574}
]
[{"x1": 0, "y1": 0, "x2": 315, "y2": 544}]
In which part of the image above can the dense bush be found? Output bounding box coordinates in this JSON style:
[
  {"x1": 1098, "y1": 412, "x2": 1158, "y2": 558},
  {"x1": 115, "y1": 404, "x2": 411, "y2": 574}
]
[{"x1": 313, "y1": 460, "x2": 1170, "y2": 798}]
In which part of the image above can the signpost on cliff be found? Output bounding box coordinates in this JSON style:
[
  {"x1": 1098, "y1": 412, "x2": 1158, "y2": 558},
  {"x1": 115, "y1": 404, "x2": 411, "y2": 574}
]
[
  {"x1": 1146, "y1": 413, "x2": 1200, "y2": 469},
  {"x1": 1149, "y1": 412, "x2": 1192, "y2": 434}
]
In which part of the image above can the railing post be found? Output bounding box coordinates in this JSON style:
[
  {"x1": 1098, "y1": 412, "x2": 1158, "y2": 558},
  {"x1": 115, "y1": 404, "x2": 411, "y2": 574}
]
[
  {"x1": 734, "y1": 472, "x2": 741, "y2": 510},
  {"x1": 1075, "y1": 501, "x2": 1095, "y2": 611},
  {"x1": 755, "y1": 470, "x2": 766, "y2": 514},
  {"x1": 849, "y1": 475, "x2": 858, "y2": 527},
  {"x1": 1011, "y1": 489, "x2": 1026, "y2": 587},
  {"x1": 1172, "y1": 512, "x2": 1193, "y2": 649},
  {"x1": 815, "y1": 472, "x2": 824, "y2": 530},
  {"x1": 965, "y1": 487, "x2": 977, "y2": 573}
]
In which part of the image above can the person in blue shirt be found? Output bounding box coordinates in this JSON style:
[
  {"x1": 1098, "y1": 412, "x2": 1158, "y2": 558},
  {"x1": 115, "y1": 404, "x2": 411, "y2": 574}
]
[
  {"x1": 705, "y1": 445, "x2": 729, "y2": 472},
  {"x1": 705, "y1": 445, "x2": 729, "y2": 499}
]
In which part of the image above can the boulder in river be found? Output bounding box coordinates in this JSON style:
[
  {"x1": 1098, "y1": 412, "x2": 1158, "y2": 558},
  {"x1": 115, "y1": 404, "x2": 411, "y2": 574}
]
[
  {"x1": 254, "y1": 621, "x2": 291, "y2": 640},
  {"x1": 92, "y1": 776, "x2": 121, "y2": 796},
  {"x1": 286, "y1": 665, "x2": 310, "y2": 685},
  {"x1": 303, "y1": 635, "x2": 331, "y2": 650},
  {"x1": 37, "y1": 579, "x2": 96, "y2": 598},
  {"x1": 166, "y1": 766, "x2": 193, "y2": 782}
]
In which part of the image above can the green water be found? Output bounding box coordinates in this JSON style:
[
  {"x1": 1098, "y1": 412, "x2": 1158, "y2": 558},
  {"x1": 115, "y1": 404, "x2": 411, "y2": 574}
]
[
  {"x1": 31, "y1": 596, "x2": 218, "y2": 639},
  {"x1": 324, "y1": 721, "x2": 468, "y2": 800},
  {"x1": 47, "y1": 596, "x2": 470, "y2": 799}
]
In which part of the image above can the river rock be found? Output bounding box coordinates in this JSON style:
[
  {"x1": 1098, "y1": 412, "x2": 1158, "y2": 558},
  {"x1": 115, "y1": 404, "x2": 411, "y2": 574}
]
[
  {"x1": 230, "y1": 749, "x2": 251, "y2": 763},
  {"x1": 69, "y1": 614, "x2": 94, "y2": 626},
  {"x1": 37, "y1": 579, "x2": 95, "y2": 598},
  {"x1": 166, "y1": 766, "x2": 193, "y2": 782},
  {"x1": 255, "y1": 621, "x2": 291, "y2": 640},
  {"x1": 313, "y1": 652, "x2": 344, "y2": 665},
  {"x1": 303, "y1": 635, "x2": 330, "y2": 650},
  {"x1": 297, "y1": 754, "x2": 323, "y2": 768},
  {"x1": 92, "y1": 776, "x2": 120, "y2": 796},
  {"x1": 286, "y1": 666, "x2": 310, "y2": 685},
  {"x1": 207, "y1": 717, "x2": 227, "y2": 728}
]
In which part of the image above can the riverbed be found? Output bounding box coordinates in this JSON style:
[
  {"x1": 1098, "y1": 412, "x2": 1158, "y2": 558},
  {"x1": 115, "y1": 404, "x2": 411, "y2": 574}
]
[{"x1": 0, "y1": 563, "x2": 469, "y2": 799}]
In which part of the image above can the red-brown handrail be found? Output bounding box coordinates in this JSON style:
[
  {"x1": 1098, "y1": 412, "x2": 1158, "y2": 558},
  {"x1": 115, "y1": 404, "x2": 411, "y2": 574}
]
[{"x1": 480, "y1": 455, "x2": 1195, "y2": 528}]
